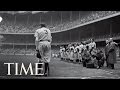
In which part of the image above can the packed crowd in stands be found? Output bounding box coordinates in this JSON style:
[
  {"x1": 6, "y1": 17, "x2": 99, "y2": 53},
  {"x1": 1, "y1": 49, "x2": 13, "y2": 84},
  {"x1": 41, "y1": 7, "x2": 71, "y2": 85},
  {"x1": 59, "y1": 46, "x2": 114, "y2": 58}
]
[
  {"x1": 0, "y1": 48, "x2": 36, "y2": 55},
  {"x1": 0, "y1": 11, "x2": 119, "y2": 33},
  {"x1": 0, "y1": 21, "x2": 35, "y2": 33},
  {"x1": 53, "y1": 11, "x2": 120, "y2": 32}
]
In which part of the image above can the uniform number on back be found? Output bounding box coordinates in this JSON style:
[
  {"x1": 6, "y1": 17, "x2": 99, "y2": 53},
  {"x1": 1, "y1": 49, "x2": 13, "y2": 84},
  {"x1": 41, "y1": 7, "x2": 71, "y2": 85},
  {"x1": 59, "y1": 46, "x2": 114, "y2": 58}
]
[{"x1": 44, "y1": 30, "x2": 48, "y2": 34}]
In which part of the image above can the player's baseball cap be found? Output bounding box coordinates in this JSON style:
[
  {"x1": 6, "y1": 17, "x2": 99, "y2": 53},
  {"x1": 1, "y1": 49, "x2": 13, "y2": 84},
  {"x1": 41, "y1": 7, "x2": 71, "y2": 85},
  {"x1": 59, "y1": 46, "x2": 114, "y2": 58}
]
[
  {"x1": 106, "y1": 40, "x2": 109, "y2": 43},
  {"x1": 109, "y1": 38, "x2": 113, "y2": 42}
]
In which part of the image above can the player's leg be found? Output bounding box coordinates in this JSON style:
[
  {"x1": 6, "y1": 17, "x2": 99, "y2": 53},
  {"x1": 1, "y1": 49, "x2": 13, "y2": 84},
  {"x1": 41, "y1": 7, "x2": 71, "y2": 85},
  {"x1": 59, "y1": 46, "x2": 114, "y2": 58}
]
[
  {"x1": 44, "y1": 62, "x2": 49, "y2": 76},
  {"x1": 82, "y1": 58, "x2": 86, "y2": 67},
  {"x1": 76, "y1": 52, "x2": 79, "y2": 63},
  {"x1": 35, "y1": 40, "x2": 39, "y2": 50},
  {"x1": 73, "y1": 52, "x2": 77, "y2": 63},
  {"x1": 42, "y1": 41, "x2": 51, "y2": 76},
  {"x1": 79, "y1": 53, "x2": 82, "y2": 64},
  {"x1": 37, "y1": 43, "x2": 44, "y2": 75}
]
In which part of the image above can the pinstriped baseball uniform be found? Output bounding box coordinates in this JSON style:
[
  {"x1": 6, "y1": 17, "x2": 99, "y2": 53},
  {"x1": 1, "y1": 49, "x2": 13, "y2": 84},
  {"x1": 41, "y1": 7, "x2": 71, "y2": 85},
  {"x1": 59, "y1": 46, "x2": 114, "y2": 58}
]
[{"x1": 34, "y1": 27, "x2": 52, "y2": 63}]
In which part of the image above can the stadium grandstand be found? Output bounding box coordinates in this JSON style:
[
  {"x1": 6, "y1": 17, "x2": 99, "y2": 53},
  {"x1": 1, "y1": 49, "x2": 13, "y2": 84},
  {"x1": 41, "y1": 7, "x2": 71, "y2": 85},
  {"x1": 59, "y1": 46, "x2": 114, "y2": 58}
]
[
  {"x1": 0, "y1": 11, "x2": 120, "y2": 56},
  {"x1": 0, "y1": 11, "x2": 119, "y2": 33}
]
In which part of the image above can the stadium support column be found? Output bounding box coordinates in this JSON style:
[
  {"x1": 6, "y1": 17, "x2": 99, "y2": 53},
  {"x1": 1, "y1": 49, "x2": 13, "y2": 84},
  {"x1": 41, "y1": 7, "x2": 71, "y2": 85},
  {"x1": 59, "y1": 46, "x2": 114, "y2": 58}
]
[
  {"x1": 79, "y1": 29, "x2": 80, "y2": 42},
  {"x1": 51, "y1": 15, "x2": 53, "y2": 27},
  {"x1": 79, "y1": 11, "x2": 81, "y2": 21},
  {"x1": 39, "y1": 14, "x2": 41, "y2": 24},
  {"x1": 13, "y1": 42, "x2": 15, "y2": 55},
  {"x1": 110, "y1": 21, "x2": 112, "y2": 37},
  {"x1": 26, "y1": 15, "x2": 30, "y2": 26},
  {"x1": 14, "y1": 15, "x2": 17, "y2": 25},
  {"x1": 25, "y1": 44, "x2": 27, "y2": 55},
  {"x1": 70, "y1": 30, "x2": 71, "y2": 43},
  {"x1": 91, "y1": 25, "x2": 94, "y2": 39},
  {"x1": 60, "y1": 11, "x2": 62, "y2": 31},
  {"x1": 70, "y1": 11, "x2": 72, "y2": 22},
  {"x1": 25, "y1": 35, "x2": 27, "y2": 55}
]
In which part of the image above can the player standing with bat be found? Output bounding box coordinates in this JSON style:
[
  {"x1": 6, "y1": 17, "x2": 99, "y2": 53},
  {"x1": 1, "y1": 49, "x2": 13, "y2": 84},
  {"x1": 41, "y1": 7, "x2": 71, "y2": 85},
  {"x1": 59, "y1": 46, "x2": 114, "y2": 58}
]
[{"x1": 34, "y1": 23, "x2": 52, "y2": 76}]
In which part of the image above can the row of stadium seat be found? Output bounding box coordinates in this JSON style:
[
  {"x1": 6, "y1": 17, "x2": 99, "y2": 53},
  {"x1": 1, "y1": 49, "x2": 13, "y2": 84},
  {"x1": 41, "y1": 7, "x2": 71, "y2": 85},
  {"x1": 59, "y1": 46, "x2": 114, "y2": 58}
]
[
  {"x1": 47, "y1": 11, "x2": 119, "y2": 32},
  {"x1": 0, "y1": 47, "x2": 59, "y2": 56},
  {"x1": 0, "y1": 11, "x2": 119, "y2": 33},
  {"x1": 0, "y1": 48, "x2": 36, "y2": 55}
]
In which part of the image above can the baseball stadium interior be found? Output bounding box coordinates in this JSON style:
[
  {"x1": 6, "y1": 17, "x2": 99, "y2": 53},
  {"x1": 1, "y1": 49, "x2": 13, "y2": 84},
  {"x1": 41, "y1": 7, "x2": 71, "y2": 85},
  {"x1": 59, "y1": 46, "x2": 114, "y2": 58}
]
[
  {"x1": 0, "y1": 11, "x2": 120, "y2": 78},
  {"x1": 0, "y1": 11, "x2": 120, "y2": 55}
]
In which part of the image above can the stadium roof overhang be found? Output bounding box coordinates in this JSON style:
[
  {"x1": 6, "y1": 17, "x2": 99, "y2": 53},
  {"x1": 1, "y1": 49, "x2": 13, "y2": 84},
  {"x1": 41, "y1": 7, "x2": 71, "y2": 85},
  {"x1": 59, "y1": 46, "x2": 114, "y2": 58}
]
[{"x1": 0, "y1": 11, "x2": 49, "y2": 14}]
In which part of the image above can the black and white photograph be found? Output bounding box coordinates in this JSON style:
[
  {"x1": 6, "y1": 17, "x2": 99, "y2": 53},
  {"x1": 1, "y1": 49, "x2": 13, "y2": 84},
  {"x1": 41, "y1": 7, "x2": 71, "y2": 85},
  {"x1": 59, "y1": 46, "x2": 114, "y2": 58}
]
[{"x1": 0, "y1": 11, "x2": 120, "y2": 79}]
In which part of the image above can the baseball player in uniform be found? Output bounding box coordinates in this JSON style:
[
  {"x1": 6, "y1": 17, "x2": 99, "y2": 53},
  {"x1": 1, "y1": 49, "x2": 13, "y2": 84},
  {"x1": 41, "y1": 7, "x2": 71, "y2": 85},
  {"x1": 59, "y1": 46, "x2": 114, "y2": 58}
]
[
  {"x1": 34, "y1": 23, "x2": 52, "y2": 75},
  {"x1": 62, "y1": 46, "x2": 66, "y2": 60},
  {"x1": 69, "y1": 44, "x2": 74, "y2": 62},
  {"x1": 78, "y1": 43, "x2": 84, "y2": 62},
  {"x1": 74, "y1": 44, "x2": 80, "y2": 63},
  {"x1": 60, "y1": 46, "x2": 63, "y2": 60},
  {"x1": 88, "y1": 39, "x2": 96, "y2": 50}
]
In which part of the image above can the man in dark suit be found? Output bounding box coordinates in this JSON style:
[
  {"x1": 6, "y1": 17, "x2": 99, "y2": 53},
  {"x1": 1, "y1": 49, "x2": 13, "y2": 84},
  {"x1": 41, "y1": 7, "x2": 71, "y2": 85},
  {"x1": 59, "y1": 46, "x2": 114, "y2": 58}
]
[{"x1": 107, "y1": 38, "x2": 118, "y2": 69}]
